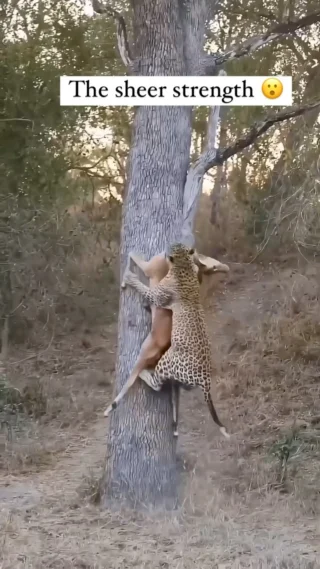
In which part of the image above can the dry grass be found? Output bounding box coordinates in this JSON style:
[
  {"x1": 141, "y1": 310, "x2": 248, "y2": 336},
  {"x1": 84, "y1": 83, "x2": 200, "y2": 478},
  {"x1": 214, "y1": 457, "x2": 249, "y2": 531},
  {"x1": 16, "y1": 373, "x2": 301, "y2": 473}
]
[
  {"x1": 1, "y1": 435, "x2": 319, "y2": 569},
  {"x1": 0, "y1": 322, "x2": 117, "y2": 472},
  {"x1": 210, "y1": 263, "x2": 320, "y2": 505},
  {"x1": 1, "y1": 416, "x2": 320, "y2": 569},
  {"x1": 3, "y1": 204, "x2": 120, "y2": 353},
  {"x1": 194, "y1": 193, "x2": 255, "y2": 262},
  {"x1": 1, "y1": 258, "x2": 320, "y2": 568}
]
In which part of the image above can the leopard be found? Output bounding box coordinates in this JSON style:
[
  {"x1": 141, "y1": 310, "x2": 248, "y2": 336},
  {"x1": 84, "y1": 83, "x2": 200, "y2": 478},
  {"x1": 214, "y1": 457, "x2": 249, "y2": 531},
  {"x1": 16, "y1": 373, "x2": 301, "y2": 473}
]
[
  {"x1": 121, "y1": 242, "x2": 230, "y2": 439},
  {"x1": 103, "y1": 248, "x2": 229, "y2": 438}
]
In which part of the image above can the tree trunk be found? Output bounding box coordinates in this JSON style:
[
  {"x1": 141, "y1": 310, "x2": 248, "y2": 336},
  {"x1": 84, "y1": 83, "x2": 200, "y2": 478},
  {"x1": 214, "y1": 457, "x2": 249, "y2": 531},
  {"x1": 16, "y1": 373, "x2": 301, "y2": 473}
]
[{"x1": 103, "y1": 0, "x2": 201, "y2": 508}]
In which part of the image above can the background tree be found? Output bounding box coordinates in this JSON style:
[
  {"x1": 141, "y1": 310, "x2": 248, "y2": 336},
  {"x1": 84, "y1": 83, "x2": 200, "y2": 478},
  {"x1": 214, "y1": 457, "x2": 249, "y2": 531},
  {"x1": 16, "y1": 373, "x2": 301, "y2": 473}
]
[{"x1": 0, "y1": 0, "x2": 131, "y2": 354}]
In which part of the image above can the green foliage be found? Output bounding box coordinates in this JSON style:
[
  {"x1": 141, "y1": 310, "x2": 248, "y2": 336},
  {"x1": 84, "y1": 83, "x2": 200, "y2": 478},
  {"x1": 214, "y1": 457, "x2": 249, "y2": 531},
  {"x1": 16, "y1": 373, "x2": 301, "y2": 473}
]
[
  {"x1": 201, "y1": 0, "x2": 320, "y2": 250},
  {"x1": 0, "y1": 0, "x2": 127, "y2": 344},
  {"x1": 0, "y1": 375, "x2": 22, "y2": 413},
  {"x1": 0, "y1": 372, "x2": 23, "y2": 443},
  {"x1": 0, "y1": 0, "x2": 128, "y2": 207},
  {"x1": 268, "y1": 425, "x2": 320, "y2": 488}
]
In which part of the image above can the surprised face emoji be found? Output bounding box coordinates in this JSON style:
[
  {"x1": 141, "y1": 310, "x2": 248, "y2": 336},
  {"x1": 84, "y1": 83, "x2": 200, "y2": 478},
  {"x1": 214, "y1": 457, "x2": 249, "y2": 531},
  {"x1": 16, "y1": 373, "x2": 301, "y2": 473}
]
[{"x1": 262, "y1": 78, "x2": 283, "y2": 99}]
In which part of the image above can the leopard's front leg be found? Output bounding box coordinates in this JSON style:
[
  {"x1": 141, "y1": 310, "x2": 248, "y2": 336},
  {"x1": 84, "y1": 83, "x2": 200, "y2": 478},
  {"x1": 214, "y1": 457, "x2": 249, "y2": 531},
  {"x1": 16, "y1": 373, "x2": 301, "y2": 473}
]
[{"x1": 122, "y1": 269, "x2": 173, "y2": 308}]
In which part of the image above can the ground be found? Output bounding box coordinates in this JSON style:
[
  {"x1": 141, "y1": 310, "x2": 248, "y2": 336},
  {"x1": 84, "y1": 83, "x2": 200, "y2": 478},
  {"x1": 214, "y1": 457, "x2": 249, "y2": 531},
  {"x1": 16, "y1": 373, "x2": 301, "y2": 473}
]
[{"x1": 1, "y1": 258, "x2": 320, "y2": 569}]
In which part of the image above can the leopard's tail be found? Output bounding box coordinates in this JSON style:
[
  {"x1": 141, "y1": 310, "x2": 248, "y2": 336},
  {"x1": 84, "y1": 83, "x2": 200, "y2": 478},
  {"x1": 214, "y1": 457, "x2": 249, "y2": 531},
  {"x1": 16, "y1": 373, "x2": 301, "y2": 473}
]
[{"x1": 205, "y1": 391, "x2": 230, "y2": 439}]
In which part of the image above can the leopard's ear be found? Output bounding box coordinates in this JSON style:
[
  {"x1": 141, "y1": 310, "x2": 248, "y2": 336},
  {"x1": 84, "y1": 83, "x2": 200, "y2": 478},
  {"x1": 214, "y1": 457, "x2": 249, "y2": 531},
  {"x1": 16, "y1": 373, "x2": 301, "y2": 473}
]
[
  {"x1": 188, "y1": 247, "x2": 195, "y2": 255},
  {"x1": 169, "y1": 256, "x2": 174, "y2": 263}
]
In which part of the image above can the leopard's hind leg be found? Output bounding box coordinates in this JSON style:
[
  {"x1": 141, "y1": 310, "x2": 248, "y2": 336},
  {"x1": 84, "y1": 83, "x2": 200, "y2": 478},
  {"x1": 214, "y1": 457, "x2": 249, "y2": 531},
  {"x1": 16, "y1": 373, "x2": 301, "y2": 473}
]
[
  {"x1": 139, "y1": 349, "x2": 194, "y2": 437},
  {"x1": 171, "y1": 381, "x2": 180, "y2": 437}
]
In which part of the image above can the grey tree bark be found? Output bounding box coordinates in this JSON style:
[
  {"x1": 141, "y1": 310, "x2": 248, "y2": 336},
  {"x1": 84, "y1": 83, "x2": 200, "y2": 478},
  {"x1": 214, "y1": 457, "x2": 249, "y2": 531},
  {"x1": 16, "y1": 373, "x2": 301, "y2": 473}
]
[
  {"x1": 102, "y1": 0, "x2": 210, "y2": 509},
  {"x1": 94, "y1": 0, "x2": 320, "y2": 508}
]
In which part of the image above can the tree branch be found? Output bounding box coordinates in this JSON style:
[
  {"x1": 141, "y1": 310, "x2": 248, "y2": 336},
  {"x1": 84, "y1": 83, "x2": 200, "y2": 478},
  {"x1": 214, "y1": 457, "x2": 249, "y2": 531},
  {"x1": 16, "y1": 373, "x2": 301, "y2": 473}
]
[
  {"x1": 91, "y1": 0, "x2": 133, "y2": 69},
  {"x1": 203, "y1": 9, "x2": 320, "y2": 71},
  {"x1": 213, "y1": 100, "x2": 320, "y2": 167},
  {"x1": 224, "y1": 8, "x2": 277, "y2": 22},
  {"x1": 0, "y1": 118, "x2": 33, "y2": 123},
  {"x1": 66, "y1": 153, "x2": 109, "y2": 174},
  {"x1": 181, "y1": 71, "x2": 226, "y2": 246},
  {"x1": 181, "y1": 99, "x2": 320, "y2": 246}
]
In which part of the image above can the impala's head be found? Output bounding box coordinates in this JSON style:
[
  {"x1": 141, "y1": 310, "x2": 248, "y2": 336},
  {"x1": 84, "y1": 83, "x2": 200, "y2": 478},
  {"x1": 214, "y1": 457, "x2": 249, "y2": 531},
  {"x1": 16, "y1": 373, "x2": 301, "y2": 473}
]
[{"x1": 193, "y1": 251, "x2": 230, "y2": 276}]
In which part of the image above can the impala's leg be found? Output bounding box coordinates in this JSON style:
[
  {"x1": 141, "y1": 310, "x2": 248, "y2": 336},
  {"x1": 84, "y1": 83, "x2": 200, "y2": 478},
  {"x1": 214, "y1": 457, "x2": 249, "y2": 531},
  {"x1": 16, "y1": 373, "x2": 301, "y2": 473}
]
[
  {"x1": 127, "y1": 253, "x2": 153, "y2": 310},
  {"x1": 104, "y1": 385, "x2": 128, "y2": 417},
  {"x1": 103, "y1": 334, "x2": 162, "y2": 417},
  {"x1": 103, "y1": 364, "x2": 141, "y2": 417},
  {"x1": 128, "y1": 252, "x2": 149, "y2": 275}
]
